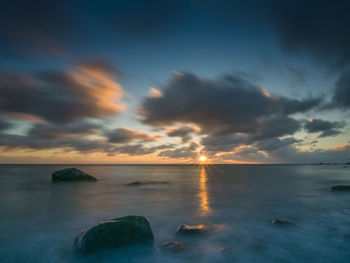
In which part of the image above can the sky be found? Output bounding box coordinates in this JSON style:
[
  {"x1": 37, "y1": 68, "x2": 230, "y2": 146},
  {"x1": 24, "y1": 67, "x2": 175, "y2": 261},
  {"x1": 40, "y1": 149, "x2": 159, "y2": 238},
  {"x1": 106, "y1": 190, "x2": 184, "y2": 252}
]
[{"x1": 0, "y1": 0, "x2": 349, "y2": 164}]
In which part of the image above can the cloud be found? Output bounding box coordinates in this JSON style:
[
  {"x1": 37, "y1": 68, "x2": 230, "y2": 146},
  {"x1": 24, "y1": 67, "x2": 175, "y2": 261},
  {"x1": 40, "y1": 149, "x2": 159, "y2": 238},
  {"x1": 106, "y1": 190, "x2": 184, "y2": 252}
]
[
  {"x1": 304, "y1": 119, "x2": 345, "y2": 138},
  {"x1": 256, "y1": 137, "x2": 301, "y2": 153},
  {"x1": 220, "y1": 137, "x2": 350, "y2": 163},
  {"x1": 0, "y1": 119, "x2": 13, "y2": 131},
  {"x1": 0, "y1": 129, "x2": 173, "y2": 157},
  {"x1": 201, "y1": 133, "x2": 248, "y2": 153},
  {"x1": 253, "y1": 115, "x2": 301, "y2": 140},
  {"x1": 148, "y1": 87, "x2": 163, "y2": 98},
  {"x1": 158, "y1": 144, "x2": 198, "y2": 159},
  {"x1": 0, "y1": 58, "x2": 125, "y2": 124},
  {"x1": 333, "y1": 71, "x2": 350, "y2": 108},
  {"x1": 140, "y1": 72, "x2": 320, "y2": 137},
  {"x1": 105, "y1": 127, "x2": 162, "y2": 144},
  {"x1": 331, "y1": 143, "x2": 350, "y2": 152},
  {"x1": 28, "y1": 122, "x2": 100, "y2": 139},
  {"x1": 166, "y1": 125, "x2": 198, "y2": 142}
]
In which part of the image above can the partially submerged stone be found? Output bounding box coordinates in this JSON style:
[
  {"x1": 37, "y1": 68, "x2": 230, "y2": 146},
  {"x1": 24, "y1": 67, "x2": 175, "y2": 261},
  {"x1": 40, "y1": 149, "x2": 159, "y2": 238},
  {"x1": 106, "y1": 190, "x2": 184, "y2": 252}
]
[
  {"x1": 160, "y1": 241, "x2": 189, "y2": 253},
  {"x1": 126, "y1": 181, "x2": 170, "y2": 186},
  {"x1": 330, "y1": 185, "x2": 350, "y2": 191},
  {"x1": 74, "y1": 215, "x2": 154, "y2": 254},
  {"x1": 126, "y1": 181, "x2": 142, "y2": 186},
  {"x1": 272, "y1": 219, "x2": 295, "y2": 226},
  {"x1": 52, "y1": 168, "x2": 96, "y2": 182},
  {"x1": 176, "y1": 224, "x2": 210, "y2": 236},
  {"x1": 343, "y1": 234, "x2": 350, "y2": 240}
]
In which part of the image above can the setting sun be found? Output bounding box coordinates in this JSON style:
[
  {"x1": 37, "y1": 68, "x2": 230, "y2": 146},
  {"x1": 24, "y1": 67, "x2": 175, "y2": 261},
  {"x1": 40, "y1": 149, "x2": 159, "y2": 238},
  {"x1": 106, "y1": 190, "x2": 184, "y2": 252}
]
[{"x1": 199, "y1": 155, "x2": 207, "y2": 162}]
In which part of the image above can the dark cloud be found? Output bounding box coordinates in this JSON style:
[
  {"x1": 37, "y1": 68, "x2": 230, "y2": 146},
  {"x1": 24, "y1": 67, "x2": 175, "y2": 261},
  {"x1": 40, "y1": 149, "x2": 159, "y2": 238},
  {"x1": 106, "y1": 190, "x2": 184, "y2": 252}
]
[
  {"x1": 188, "y1": 141, "x2": 199, "y2": 151},
  {"x1": 253, "y1": 116, "x2": 301, "y2": 140},
  {"x1": 158, "y1": 145, "x2": 197, "y2": 159},
  {"x1": 0, "y1": 58, "x2": 125, "y2": 124},
  {"x1": 256, "y1": 137, "x2": 301, "y2": 153},
  {"x1": 333, "y1": 71, "x2": 350, "y2": 108},
  {"x1": 201, "y1": 134, "x2": 248, "y2": 153},
  {"x1": 114, "y1": 143, "x2": 175, "y2": 156},
  {"x1": 304, "y1": 119, "x2": 345, "y2": 138},
  {"x1": 220, "y1": 137, "x2": 350, "y2": 163},
  {"x1": 140, "y1": 73, "x2": 319, "y2": 137},
  {"x1": 0, "y1": 133, "x2": 104, "y2": 152},
  {"x1": 272, "y1": 0, "x2": 350, "y2": 67},
  {"x1": 166, "y1": 125, "x2": 198, "y2": 142},
  {"x1": 0, "y1": 131, "x2": 173, "y2": 156},
  {"x1": 0, "y1": 119, "x2": 13, "y2": 131},
  {"x1": 105, "y1": 127, "x2": 162, "y2": 144},
  {"x1": 28, "y1": 122, "x2": 100, "y2": 139}
]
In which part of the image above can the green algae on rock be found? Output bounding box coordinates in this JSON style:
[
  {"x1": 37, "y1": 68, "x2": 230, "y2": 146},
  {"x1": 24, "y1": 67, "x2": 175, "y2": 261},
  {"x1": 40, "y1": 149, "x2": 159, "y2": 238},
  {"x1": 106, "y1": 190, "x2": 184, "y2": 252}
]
[
  {"x1": 74, "y1": 215, "x2": 154, "y2": 254},
  {"x1": 52, "y1": 168, "x2": 97, "y2": 182}
]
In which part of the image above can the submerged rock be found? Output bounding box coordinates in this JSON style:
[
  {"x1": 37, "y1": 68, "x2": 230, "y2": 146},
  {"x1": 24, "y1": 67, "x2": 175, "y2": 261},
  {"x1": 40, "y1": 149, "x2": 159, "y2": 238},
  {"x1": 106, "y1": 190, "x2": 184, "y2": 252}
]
[
  {"x1": 52, "y1": 168, "x2": 96, "y2": 182},
  {"x1": 127, "y1": 181, "x2": 142, "y2": 186},
  {"x1": 272, "y1": 219, "x2": 295, "y2": 226},
  {"x1": 126, "y1": 181, "x2": 170, "y2": 186},
  {"x1": 330, "y1": 185, "x2": 350, "y2": 191},
  {"x1": 160, "y1": 241, "x2": 189, "y2": 253},
  {"x1": 343, "y1": 234, "x2": 350, "y2": 240},
  {"x1": 74, "y1": 215, "x2": 154, "y2": 254},
  {"x1": 176, "y1": 224, "x2": 210, "y2": 236}
]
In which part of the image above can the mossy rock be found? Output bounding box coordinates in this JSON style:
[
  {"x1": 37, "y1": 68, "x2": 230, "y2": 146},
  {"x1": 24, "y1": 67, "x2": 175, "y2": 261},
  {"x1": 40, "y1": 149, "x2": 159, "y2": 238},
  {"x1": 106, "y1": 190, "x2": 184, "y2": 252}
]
[
  {"x1": 74, "y1": 215, "x2": 154, "y2": 254},
  {"x1": 52, "y1": 168, "x2": 97, "y2": 182}
]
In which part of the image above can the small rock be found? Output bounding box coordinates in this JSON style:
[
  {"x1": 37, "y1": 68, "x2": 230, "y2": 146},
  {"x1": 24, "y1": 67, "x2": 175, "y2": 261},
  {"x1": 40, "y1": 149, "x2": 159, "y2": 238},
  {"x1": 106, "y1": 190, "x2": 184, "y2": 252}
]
[
  {"x1": 74, "y1": 215, "x2": 154, "y2": 254},
  {"x1": 52, "y1": 168, "x2": 96, "y2": 182},
  {"x1": 272, "y1": 219, "x2": 295, "y2": 226},
  {"x1": 126, "y1": 181, "x2": 142, "y2": 186},
  {"x1": 330, "y1": 185, "x2": 350, "y2": 191},
  {"x1": 176, "y1": 224, "x2": 210, "y2": 235},
  {"x1": 126, "y1": 181, "x2": 170, "y2": 186},
  {"x1": 250, "y1": 243, "x2": 267, "y2": 252},
  {"x1": 160, "y1": 241, "x2": 189, "y2": 253}
]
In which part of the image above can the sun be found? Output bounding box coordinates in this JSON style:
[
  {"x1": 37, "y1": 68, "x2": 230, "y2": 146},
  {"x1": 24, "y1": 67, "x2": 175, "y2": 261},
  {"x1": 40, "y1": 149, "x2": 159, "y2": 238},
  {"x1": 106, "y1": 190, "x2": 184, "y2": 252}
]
[{"x1": 199, "y1": 155, "x2": 207, "y2": 163}]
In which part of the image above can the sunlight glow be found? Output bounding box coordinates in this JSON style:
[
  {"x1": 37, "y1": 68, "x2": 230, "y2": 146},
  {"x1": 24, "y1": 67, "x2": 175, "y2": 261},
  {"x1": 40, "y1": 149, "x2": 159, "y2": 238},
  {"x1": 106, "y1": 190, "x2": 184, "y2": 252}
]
[{"x1": 199, "y1": 155, "x2": 207, "y2": 163}]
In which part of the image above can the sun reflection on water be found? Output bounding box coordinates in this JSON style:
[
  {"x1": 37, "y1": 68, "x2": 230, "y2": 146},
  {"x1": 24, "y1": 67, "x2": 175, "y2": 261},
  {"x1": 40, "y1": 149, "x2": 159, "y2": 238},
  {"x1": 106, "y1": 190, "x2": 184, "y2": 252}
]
[{"x1": 199, "y1": 166, "x2": 211, "y2": 216}]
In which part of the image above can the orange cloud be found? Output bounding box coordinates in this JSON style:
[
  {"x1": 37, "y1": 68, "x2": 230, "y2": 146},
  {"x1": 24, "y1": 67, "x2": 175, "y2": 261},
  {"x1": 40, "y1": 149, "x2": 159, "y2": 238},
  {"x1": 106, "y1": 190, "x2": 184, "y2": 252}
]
[{"x1": 331, "y1": 143, "x2": 350, "y2": 151}]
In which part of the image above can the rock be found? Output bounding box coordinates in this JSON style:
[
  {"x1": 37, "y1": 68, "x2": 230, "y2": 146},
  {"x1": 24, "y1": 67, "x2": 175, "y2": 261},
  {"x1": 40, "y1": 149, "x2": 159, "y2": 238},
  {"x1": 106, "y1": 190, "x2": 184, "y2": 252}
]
[
  {"x1": 272, "y1": 219, "x2": 295, "y2": 226},
  {"x1": 176, "y1": 224, "x2": 210, "y2": 236},
  {"x1": 52, "y1": 168, "x2": 96, "y2": 182},
  {"x1": 126, "y1": 181, "x2": 170, "y2": 186},
  {"x1": 74, "y1": 215, "x2": 154, "y2": 254},
  {"x1": 126, "y1": 181, "x2": 142, "y2": 186},
  {"x1": 343, "y1": 234, "x2": 350, "y2": 240},
  {"x1": 330, "y1": 185, "x2": 350, "y2": 191},
  {"x1": 160, "y1": 241, "x2": 189, "y2": 253}
]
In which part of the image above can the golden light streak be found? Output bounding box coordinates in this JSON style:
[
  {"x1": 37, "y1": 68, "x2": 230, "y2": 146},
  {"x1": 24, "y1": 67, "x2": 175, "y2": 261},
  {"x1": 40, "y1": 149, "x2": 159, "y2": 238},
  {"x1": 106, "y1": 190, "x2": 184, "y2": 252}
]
[{"x1": 198, "y1": 166, "x2": 211, "y2": 216}]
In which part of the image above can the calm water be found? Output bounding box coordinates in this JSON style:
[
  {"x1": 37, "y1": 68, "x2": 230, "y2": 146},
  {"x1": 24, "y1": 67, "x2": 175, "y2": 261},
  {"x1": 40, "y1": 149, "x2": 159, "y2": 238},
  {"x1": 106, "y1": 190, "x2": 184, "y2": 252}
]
[{"x1": 1, "y1": 164, "x2": 350, "y2": 262}]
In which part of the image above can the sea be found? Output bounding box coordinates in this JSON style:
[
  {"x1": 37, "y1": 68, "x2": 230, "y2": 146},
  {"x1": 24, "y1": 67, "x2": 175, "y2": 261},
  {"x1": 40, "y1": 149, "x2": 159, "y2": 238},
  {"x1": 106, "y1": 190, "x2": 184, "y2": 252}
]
[{"x1": 1, "y1": 164, "x2": 350, "y2": 262}]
